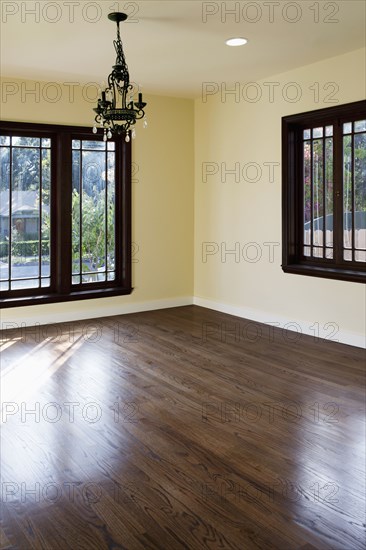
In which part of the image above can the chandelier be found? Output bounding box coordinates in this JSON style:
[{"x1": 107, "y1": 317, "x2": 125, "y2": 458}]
[{"x1": 93, "y1": 12, "x2": 147, "y2": 142}]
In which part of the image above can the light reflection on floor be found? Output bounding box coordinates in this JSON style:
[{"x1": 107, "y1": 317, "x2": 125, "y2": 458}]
[{"x1": 0, "y1": 336, "x2": 84, "y2": 408}]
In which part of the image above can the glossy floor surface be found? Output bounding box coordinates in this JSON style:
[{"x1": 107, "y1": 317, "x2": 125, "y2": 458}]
[{"x1": 0, "y1": 306, "x2": 365, "y2": 549}]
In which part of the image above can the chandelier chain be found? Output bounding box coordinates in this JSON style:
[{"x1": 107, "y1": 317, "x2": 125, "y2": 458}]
[{"x1": 114, "y1": 24, "x2": 129, "y2": 77}]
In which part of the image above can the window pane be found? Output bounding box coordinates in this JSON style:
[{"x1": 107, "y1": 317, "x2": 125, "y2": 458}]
[
  {"x1": 11, "y1": 279, "x2": 40, "y2": 290},
  {"x1": 303, "y1": 129, "x2": 311, "y2": 139},
  {"x1": 325, "y1": 137, "x2": 334, "y2": 251},
  {"x1": 354, "y1": 132, "x2": 366, "y2": 260},
  {"x1": 303, "y1": 141, "x2": 311, "y2": 256},
  {"x1": 354, "y1": 120, "x2": 366, "y2": 133},
  {"x1": 12, "y1": 137, "x2": 40, "y2": 147},
  {"x1": 0, "y1": 136, "x2": 52, "y2": 291},
  {"x1": 107, "y1": 152, "x2": 115, "y2": 272},
  {"x1": 343, "y1": 123, "x2": 352, "y2": 135},
  {"x1": 82, "y1": 150, "x2": 106, "y2": 283},
  {"x1": 81, "y1": 141, "x2": 106, "y2": 151},
  {"x1": 325, "y1": 126, "x2": 333, "y2": 137},
  {"x1": 72, "y1": 151, "x2": 81, "y2": 276},
  {"x1": 0, "y1": 147, "x2": 10, "y2": 282},
  {"x1": 313, "y1": 127, "x2": 323, "y2": 138},
  {"x1": 0, "y1": 136, "x2": 10, "y2": 145},
  {"x1": 12, "y1": 146, "x2": 40, "y2": 190},
  {"x1": 343, "y1": 135, "x2": 353, "y2": 257},
  {"x1": 313, "y1": 139, "x2": 324, "y2": 251},
  {"x1": 11, "y1": 146, "x2": 41, "y2": 287},
  {"x1": 72, "y1": 141, "x2": 116, "y2": 285},
  {"x1": 41, "y1": 148, "x2": 51, "y2": 280}
]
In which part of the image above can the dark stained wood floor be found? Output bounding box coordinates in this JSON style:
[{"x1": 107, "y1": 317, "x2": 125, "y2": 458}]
[{"x1": 0, "y1": 305, "x2": 365, "y2": 550}]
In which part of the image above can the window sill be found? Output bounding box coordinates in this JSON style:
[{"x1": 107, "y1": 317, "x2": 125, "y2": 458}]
[
  {"x1": 282, "y1": 264, "x2": 366, "y2": 284},
  {"x1": 0, "y1": 287, "x2": 133, "y2": 309}
]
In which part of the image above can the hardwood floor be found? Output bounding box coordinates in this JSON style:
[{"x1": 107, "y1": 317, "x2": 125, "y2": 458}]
[{"x1": 0, "y1": 305, "x2": 365, "y2": 549}]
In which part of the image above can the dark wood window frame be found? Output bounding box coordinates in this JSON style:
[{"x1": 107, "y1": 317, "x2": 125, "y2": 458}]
[
  {"x1": 282, "y1": 100, "x2": 366, "y2": 284},
  {"x1": 0, "y1": 121, "x2": 132, "y2": 308}
]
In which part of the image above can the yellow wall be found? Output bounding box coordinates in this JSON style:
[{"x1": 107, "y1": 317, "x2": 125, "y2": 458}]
[
  {"x1": 194, "y1": 48, "x2": 366, "y2": 345},
  {"x1": 0, "y1": 79, "x2": 194, "y2": 324}
]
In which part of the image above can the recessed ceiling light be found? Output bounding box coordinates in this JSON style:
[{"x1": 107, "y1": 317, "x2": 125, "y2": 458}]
[{"x1": 225, "y1": 37, "x2": 248, "y2": 47}]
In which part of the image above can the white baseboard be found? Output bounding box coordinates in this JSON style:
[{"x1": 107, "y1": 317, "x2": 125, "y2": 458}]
[
  {"x1": 0, "y1": 296, "x2": 193, "y2": 330},
  {"x1": 2, "y1": 294, "x2": 364, "y2": 349},
  {"x1": 193, "y1": 296, "x2": 366, "y2": 349}
]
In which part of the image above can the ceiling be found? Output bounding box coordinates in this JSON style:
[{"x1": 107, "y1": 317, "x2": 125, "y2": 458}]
[{"x1": 1, "y1": 0, "x2": 365, "y2": 98}]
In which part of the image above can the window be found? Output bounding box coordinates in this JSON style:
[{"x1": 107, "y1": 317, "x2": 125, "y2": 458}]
[
  {"x1": 0, "y1": 122, "x2": 132, "y2": 308},
  {"x1": 282, "y1": 100, "x2": 366, "y2": 283}
]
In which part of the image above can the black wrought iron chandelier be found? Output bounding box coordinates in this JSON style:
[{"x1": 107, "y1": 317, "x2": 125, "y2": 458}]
[{"x1": 93, "y1": 12, "x2": 147, "y2": 142}]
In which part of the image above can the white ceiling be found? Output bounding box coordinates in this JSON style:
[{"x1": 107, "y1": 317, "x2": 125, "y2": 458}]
[{"x1": 1, "y1": 0, "x2": 365, "y2": 98}]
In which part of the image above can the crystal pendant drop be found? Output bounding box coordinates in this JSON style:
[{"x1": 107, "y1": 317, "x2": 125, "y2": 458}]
[
  {"x1": 103, "y1": 129, "x2": 107, "y2": 142},
  {"x1": 107, "y1": 130, "x2": 112, "y2": 139},
  {"x1": 125, "y1": 132, "x2": 130, "y2": 143},
  {"x1": 92, "y1": 126, "x2": 97, "y2": 134}
]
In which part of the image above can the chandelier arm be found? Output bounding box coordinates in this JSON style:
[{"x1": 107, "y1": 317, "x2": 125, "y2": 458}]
[
  {"x1": 107, "y1": 76, "x2": 116, "y2": 109},
  {"x1": 134, "y1": 110, "x2": 146, "y2": 120}
]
